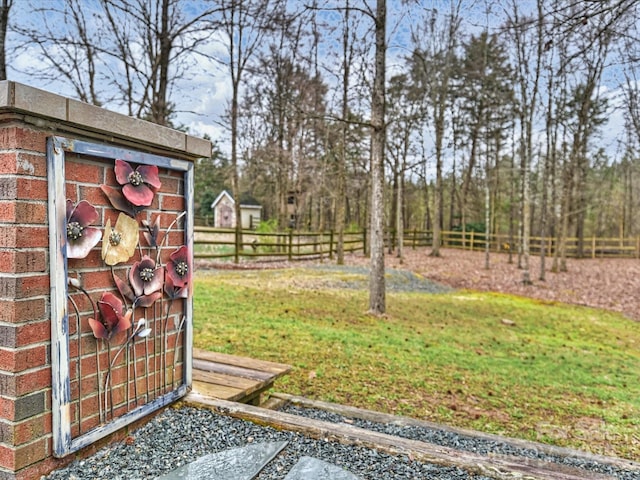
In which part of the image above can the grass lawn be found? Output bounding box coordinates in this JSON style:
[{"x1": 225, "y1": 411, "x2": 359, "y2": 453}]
[{"x1": 192, "y1": 267, "x2": 640, "y2": 460}]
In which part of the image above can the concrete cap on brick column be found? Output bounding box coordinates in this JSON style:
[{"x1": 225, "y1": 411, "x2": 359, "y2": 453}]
[{"x1": 0, "y1": 81, "x2": 212, "y2": 159}]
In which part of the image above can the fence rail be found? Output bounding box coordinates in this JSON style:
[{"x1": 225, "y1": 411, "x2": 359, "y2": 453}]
[{"x1": 194, "y1": 226, "x2": 640, "y2": 262}]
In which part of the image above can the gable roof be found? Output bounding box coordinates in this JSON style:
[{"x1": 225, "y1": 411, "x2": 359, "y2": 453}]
[
  {"x1": 210, "y1": 190, "x2": 262, "y2": 210},
  {"x1": 210, "y1": 190, "x2": 234, "y2": 209}
]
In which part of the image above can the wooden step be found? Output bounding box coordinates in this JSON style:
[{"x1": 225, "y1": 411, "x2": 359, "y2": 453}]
[{"x1": 191, "y1": 349, "x2": 292, "y2": 406}]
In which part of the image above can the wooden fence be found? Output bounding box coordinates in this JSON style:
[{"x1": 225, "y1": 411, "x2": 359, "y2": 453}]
[
  {"x1": 194, "y1": 227, "x2": 366, "y2": 262},
  {"x1": 194, "y1": 226, "x2": 640, "y2": 262}
]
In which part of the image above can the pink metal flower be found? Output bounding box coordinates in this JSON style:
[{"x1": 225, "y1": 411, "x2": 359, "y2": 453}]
[
  {"x1": 129, "y1": 255, "x2": 164, "y2": 297},
  {"x1": 166, "y1": 245, "x2": 191, "y2": 288},
  {"x1": 100, "y1": 184, "x2": 143, "y2": 217},
  {"x1": 164, "y1": 271, "x2": 189, "y2": 300},
  {"x1": 114, "y1": 159, "x2": 162, "y2": 207},
  {"x1": 66, "y1": 200, "x2": 102, "y2": 259},
  {"x1": 90, "y1": 292, "x2": 132, "y2": 340}
]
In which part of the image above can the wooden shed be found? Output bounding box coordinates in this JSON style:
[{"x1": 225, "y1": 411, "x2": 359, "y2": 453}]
[{"x1": 210, "y1": 190, "x2": 262, "y2": 229}]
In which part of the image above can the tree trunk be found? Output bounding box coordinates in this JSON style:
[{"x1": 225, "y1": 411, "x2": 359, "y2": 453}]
[
  {"x1": 368, "y1": 0, "x2": 386, "y2": 315},
  {"x1": 430, "y1": 127, "x2": 443, "y2": 257},
  {"x1": 231, "y1": 83, "x2": 243, "y2": 261},
  {"x1": 396, "y1": 169, "x2": 403, "y2": 262},
  {"x1": 484, "y1": 167, "x2": 490, "y2": 270},
  {"x1": 0, "y1": 1, "x2": 11, "y2": 81},
  {"x1": 152, "y1": 0, "x2": 171, "y2": 126},
  {"x1": 336, "y1": 1, "x2": 351, "y2": 265}
]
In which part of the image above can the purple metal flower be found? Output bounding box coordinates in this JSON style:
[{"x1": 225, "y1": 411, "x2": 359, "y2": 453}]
[
  {"x1": 66, "y1": 200, "x2": 102, "y2": 259},
  {"x1": 90, "y1": 292, "x2": 132, "y2": 340},
  {"x1": 129, "y1": 255, "x2": 164, "y2": 297},
  {"x1": 114, "y1": 159, "x2": 161, "y2": 207},
  {"x1": 166, "y1": 245, "x2": 191, "y2": 289}
]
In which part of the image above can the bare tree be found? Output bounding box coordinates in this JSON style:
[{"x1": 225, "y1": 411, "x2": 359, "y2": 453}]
[
  {"x1": 13, "y1": 0, "x2": 104, "y2": 104},
  {"x1": 214, "y1": 0, "x2": 287, "y2": 259},
  {"x1": 14, "y1": 0, "x2": 218, "y2": 125},
  {"x1": 506, "y1": 0, "x2": 545, "y2": 284},
  {"x1": 101, "y1": 0, "x2": 219, "y2": 125},
  {"x1": 386, "y1": 73, "x2": 421, "y2": 262},
  {"x1": 0, "y1": 0, "x2": 12, "y2": 80},
  {"x1": 336, "y1": 0, "x2": 353, "y2": 265},
  {"x1": 409, "y1": 1, "x2": 463, "y2": 258}
]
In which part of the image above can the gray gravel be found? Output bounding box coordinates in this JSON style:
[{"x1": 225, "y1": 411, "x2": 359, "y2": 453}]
[
  {"x1": 42, "y1": 406, "x2": 492, "y2": 480},
  {"x1": 308, "y1": 265, "x2": 452, "y2": 293},
  {"x1": 281, "y1": 405, "x2": 640, "y2": 480}
]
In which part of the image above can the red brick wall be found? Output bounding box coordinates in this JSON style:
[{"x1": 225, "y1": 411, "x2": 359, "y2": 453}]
[
  {"x1": 0, "y1": 123, "x2": 189, "y2": 479},
  {"x1": 0, "y1": 125, "x2": 63, "y2": 480}
]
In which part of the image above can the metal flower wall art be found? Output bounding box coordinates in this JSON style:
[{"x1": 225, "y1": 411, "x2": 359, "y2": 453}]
[
  {"x1": 66, "y1": 158, "x2": 191, "y2": 426},
  {"x1": 66, "y1": 200, "x2": 102, "y2": 259}
]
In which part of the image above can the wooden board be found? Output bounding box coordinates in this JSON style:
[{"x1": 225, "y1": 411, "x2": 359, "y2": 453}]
[
  {"x1": 193, "y1": 369, "x2": 269, "y2": 396},
  {"x1": 192, "y1": 358, "x2": 274, "y2": 382},
  {"x1": 192, "y1": 380, "x2": 244, "y2": 402},
  {"x1": 271, "y1": 393, "x2": 640, "y2": 474},
  {"x1": 193, "y1": 349, "x2": 292, "y2": 377}
]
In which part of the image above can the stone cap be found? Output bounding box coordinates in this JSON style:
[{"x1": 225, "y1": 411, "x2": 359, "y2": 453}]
[{"x1": 0, "y1": 81, "x2": 211, "y2": 159}]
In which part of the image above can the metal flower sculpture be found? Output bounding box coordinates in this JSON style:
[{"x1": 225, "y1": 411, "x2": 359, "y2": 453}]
[
  {"x1": 114, "y1": 159, "x2": 161, "y2": 207},
  {"x1": 130, "y1": 255, "x2": 164, "y2": 297},
  {"x1": 90, "y1": 292, "x2": 132, "y2": 340},
  {"x1": 102, "y1": 213, "x2": 139, "y2": 266},
  {"x1": 66, "y1": 200, "x2": 102, "y2": 259},
  {"x1": 166, "y1": 245, "x2": 191, "y2": 289},
  {"x1": 142, "y1": 217, "x2": 162, "y2": 247},
  {"x1": 100, "y1": 184, "x2": 144, "y2": 218},
  {"x1": 164, "y1": 271, "x2": 189, "y2": 300}
]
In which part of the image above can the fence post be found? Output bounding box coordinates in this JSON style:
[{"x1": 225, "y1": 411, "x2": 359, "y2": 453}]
[
  {"x1": 288, "y1": 230, "x2": 293, "y2": 260},
  {"x1": 470, "y1": 231, "x2": 474, "y2": 251},
  {"x1": 363, "y1": 228, "x2": 367, "y2": 255},
  {"x1": 234, "y1": 228, "x2": 240, "y2": 264},
  {"x1": 592, "y1": 236, "x2": 596, "y2": 259},
  {"x1": 329, "y1": 230, "x2": 334, "y2": 260}
]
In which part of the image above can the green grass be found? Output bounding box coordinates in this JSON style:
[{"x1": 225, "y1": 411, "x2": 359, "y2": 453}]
[{"x1": 193, "y1": 268, "x2": 640, "y2": 459}]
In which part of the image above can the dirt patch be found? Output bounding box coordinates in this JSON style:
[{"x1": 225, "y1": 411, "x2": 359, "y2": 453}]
[{"x1": 342, "y1": 248, "x2": 640, "y2": 321}]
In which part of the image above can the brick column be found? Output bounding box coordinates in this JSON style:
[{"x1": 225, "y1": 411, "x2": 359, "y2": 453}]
[
  {"x1": 0, "y1": 82, "x2": 209, "y2": 479},
  {"x1": 0, "y1": 125, "x2": 65, "y2": 479}
]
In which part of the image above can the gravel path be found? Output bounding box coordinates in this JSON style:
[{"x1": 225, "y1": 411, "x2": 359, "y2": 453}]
[
  {"x1": 43, "y1": 406, "x2": 492, "y2": 480},
  {"x1": 308, "y1": 265, "x2": 452, "y2": 293},
  {"x1": 43, "y1": 405, "x2": 639, "y2": 480}
]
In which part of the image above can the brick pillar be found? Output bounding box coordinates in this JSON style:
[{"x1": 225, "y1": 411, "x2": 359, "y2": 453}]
[
  {"x1": 0, "y1": 125, "x2": 67, "y2": 479},
  {"x1": 0, "y1": 82, "x2": 207, "y2": 479}
]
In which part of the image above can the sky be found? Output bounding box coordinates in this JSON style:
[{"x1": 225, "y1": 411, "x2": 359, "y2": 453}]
[
  {"x1": 5, "y1": 0, "x2": 464, "y2": 151},
  {"x1": 5, "y1": 0, "x2": 633, "y2": 162}
]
